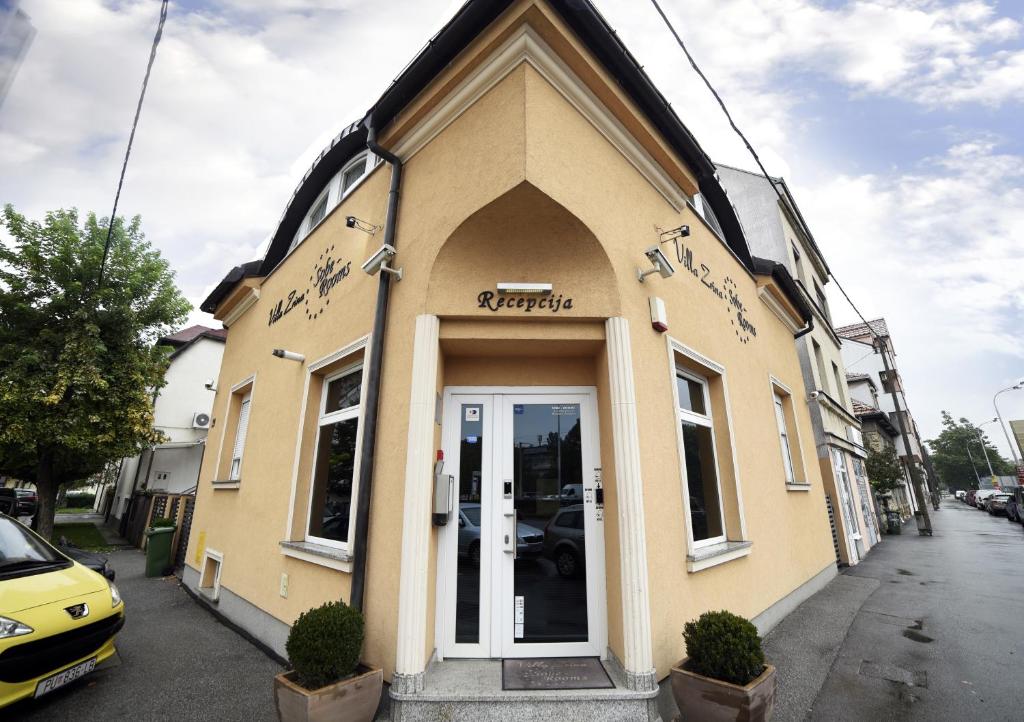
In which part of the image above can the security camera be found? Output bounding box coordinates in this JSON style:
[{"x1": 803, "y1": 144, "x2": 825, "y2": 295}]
[
  {"x1": 361, "y1": 244, "x2": 402, "y2": 280},
  {"x1": 637, "y1": 245, "x2": 675, "y2": 283},
  {"x1": 204, "y1": 379, "x2": 216, "y2": 390},
  {"x1": 345, "y1": 216, "x2": 357, "y2": 228},
  {"x1": 808, "y1": 391, "x2": 821, "y2": 400}
]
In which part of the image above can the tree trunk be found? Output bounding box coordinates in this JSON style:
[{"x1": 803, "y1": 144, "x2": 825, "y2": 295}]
[{"x1": 35, "y1": 451, "x2": 58, "y2": 541}]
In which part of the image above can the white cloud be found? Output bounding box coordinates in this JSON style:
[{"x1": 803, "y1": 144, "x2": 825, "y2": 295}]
[{"x1": 2, "y1": 0, "x2": 1023, "y2": 454}]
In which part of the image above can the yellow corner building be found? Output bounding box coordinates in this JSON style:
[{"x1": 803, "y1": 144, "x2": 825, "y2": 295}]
[{"x1": 185, "y1": 1, "x2": 840, "y2": 718}]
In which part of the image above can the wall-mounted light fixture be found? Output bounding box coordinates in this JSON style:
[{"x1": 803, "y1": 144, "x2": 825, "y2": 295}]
[
  {"x1": 272, "y1": 349, "x2": 305, "y2": 362},
  {"x1": 362, "y1": 243, "x2": 402, "y2": 281},
  {"x1": 345, "y1": 216, "x2": 381, "y2": 235},
  {"x1": 637, "y1": 245, "x2": 675, "y2": 283},
  {"x1": 658, "y1": 225, "x2": 690, "y2": 244},
  {"x1": 496, "y1": 282, "x2": 552, "y2": 295}
]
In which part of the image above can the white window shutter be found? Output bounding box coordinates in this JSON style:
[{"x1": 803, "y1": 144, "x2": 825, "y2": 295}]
[{"x1": 230, "y1": 395, "x2": 251, "y2": 479}]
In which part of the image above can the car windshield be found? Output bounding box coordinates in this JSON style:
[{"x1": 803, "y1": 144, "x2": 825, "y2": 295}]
[{"x1": 0, "y1": 516, "x2": 64, "y2": 571}]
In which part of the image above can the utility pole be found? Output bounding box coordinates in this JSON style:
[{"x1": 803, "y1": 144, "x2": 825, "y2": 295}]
[
  {"x1": 965, "y1": 443, "x2": 983, "y2": 488},
  {"x1": 974, "y1": 421, "x2": 996, "y2": 480},
  {"x1": 876, "y1": 337, "x2": 932, "y2": 534}
]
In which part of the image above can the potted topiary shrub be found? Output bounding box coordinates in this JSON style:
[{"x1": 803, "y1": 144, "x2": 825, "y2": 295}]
[
  {"x1": 274, "y1": 600, "x2": 382, "y2": 722},
  {"x1": 670, "y1": 610, "x2": 776, "y2": 722}
]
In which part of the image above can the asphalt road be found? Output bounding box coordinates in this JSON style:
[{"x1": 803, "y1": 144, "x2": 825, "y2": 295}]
[
  {"x1": 8, "y1": 550, "x2": 283, "y2": 721},
  {"x1": 808, "y1": 498, "x2": 1024, "y2": 721}
]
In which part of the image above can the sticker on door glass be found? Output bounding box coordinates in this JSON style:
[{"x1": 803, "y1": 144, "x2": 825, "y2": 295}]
[
  {"x1": 515, "y1": 596, "x2": 525, "y2": 637},
  {"x1": 551, "y1": 404, "x2": 578, "y2": 415},
  {"x1": 466, "y1": 436, "x2": 478, "y2": 444},
  {"x1": 513, "y1": 404, "x2": 524, "y2": 415},
  {"x1": 465, "y1": 407, "x2": 480, "y2": 422}
]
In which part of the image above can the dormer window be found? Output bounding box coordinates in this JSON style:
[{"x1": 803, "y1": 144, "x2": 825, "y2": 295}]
[
  {"x1": 341, "y1": 153, "x2": 369, "y2": 196},
  {"x1": 308, "y1": 192, "x2": 329, "y2": 229},
  {"x1": 287, "y1": 151, "x2": 377, "y2": 254}
]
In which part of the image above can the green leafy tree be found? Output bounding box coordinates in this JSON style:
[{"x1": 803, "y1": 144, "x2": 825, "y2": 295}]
[
  {"x1": 865, "y1": 444, "x2": 904, "y2": 495},
  {"x1": 926, "y1": 411, "x2": 1014, "y2": 491},
  {"x1": 0, "y1": 206, "x2": 190, "y2": 539}
]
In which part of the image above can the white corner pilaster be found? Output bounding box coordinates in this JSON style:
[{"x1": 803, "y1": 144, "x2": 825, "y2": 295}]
[
  {"x1": 393, "y1": 314, "x2": 440, "y2": 694},
  {"x1": 605, "y1": 316, "x2": 657, "y2": 692}
]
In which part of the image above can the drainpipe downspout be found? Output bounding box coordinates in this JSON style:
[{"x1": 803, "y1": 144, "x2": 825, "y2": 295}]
[
  {"x1": 794, "y1": 315, "x2": 814, "y2": 339},
  {"x1": 349, "y1": 114, "x2": 403, "y2": 613}
]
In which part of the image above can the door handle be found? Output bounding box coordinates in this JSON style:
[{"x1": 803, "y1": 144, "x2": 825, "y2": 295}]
[{"x1": 504, "y1": 516, "x2": 516, "y2": 557}]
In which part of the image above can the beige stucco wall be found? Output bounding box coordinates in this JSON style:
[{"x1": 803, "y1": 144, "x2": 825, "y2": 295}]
[{"x1": 187, "y1": 0, "x2": 836, "y2": 685}]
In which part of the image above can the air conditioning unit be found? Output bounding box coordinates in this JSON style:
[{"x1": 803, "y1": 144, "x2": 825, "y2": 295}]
[{"x1": 192, "y1": 412, "x2": 212, "y2": 429}]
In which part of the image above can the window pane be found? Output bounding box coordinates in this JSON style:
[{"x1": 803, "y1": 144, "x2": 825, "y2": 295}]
[
  {"x1": 682, "y1": 421, "x2": 723, "y2": 541},
  {"x1": 325, "y1": 370, "x2": 362, "y2": 412},
  {"x1": 456, "y1": 403, "x2": 483, "y2": 644},
  {"x1": 775, "y1": 396, "x2": 795, "y2": 483},
  {"x1": 308, "y1": 417, "x2": 358, "y2": 543},
  {"x1": 341, "y1": 157, "x2": 367, "y2": 194},
  {"x1": 676, "y1": 374, "x2": 706, "y2": 415},
  {"x1": 309, "y1": 195, "x2": 328, "y2": 228}
]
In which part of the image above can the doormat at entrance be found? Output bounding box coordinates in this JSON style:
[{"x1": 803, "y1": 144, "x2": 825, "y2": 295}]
[{"x1": 502, "y1": 657, "x2": 614, "y2": 690}]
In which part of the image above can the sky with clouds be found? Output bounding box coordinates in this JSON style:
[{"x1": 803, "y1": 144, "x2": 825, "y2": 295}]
[{"x1": 1, "y1": 0, "x2": 1022, "y2": 460}]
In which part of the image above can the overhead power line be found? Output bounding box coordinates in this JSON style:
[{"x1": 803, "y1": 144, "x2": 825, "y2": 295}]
[
  {"x1": 97, "y1": 0, "x2": 169, "y2": 289},
  {"x1": 648, "y1": 0, "x2": 933, "y2": 530}
]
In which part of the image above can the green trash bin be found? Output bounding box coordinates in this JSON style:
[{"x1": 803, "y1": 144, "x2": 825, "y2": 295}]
[{"x1": 145, "y1": 526, "x2": 176, "y2": 577}]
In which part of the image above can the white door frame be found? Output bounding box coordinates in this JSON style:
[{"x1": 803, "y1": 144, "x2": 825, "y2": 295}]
[{"x1": 436, "y1": 386, "x2": 607, "y2": 660}]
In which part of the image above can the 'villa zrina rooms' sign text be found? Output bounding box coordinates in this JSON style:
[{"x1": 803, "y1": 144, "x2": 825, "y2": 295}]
[
  {"x1": 268, "y1": 246, "x2": 352, "y2": 325},
  {"x1": 477, "y1": 291, "x2": 574, "y2": 313},
  {"x1": 667, "y1": 237, "x2": 757, "y2": 344}
]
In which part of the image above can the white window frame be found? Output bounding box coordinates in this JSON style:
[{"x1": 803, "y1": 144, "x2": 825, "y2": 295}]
[
  {"x1": 287, "y1": 151, "x2": 380, "y2": 255},
  {"x1": 304, "y1": 361, "x2": 365, "y2": 552},
  {"x1": 339, "y1": 151, "x2": 374, "y2": 199},
  {"x1": 773, "y1": 392, "x2": 796, "y2": 484},
  {"x1": 229, "y1": 392, "x2": 251, "y2": 481},
  {"x1": 674, "y1": 367, "x2": 728, "y2": 550}
]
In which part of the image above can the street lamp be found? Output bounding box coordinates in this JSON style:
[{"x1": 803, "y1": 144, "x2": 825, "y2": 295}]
[
  {"x1": 993, "y1": 381, "x2": 1024, "y2": 467},
  {"x1": 974, "y1": 418, "x2": 998, "y2": 479}
]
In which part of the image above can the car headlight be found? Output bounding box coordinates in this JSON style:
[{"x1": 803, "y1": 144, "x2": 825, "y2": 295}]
[
  {"x1": 108, "y1": 580, "x2": 122, "y2": 608},
  {"x1": 0, "y1": 616, "x2": 33, "y2": 639}
]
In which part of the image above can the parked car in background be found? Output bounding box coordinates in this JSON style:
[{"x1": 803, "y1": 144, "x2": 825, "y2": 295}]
[
  {"x1": 975, "y1": 489, "x2": 1000, "y2": 509},
  {"x1": 955, "y1": 490, "x2": 966, "y2": 501},
  {"x1": 965, "y1": 490, "x2": 977, "y2": 506},
  {"x1": 0, "y1": 514, "x2": 125, "y2": 710},
  {"x1": 14, "y1": 489, "x2": 37, "y2": 517},
  {"x1": 987, "y1": 493, "x2": 1013, "y2": 516},
  {"x1": 55, "y1": 544, "x2": 115, "y2": 582},
  {"x1": 543, "y1": 504, "x2": 586, "y2": 578},
  {"x1": 457, "y1": 503, "x2": 544, "y2": 564},
  {"x1": 1007, "y1": 488, "x2": 1024, "y2": 523},
  {"x1": 0, "y1": 490, "x2": 16, "y2": 516}
]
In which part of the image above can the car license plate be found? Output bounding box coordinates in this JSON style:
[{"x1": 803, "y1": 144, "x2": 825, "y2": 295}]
[{"x1": 34, "y1": 657, "x2": 97, "y2": 698}]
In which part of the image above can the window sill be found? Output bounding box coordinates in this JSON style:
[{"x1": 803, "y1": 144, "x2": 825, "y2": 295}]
[
  {"x1": 280, "y1": 540, "x2": 352, "y2": 572},
  {"x1": 211, "y1": 480, "x2": 241, "y2": 490},
  {"x1": 687, "y1": 540, "x2": 752, "y2": 573},
  {"x1": 786, "y1": 482, "x2": 812, "y2": 492}
]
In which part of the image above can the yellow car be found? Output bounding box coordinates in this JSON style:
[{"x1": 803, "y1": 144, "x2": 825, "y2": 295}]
[{"x1": 0, "y1": 514, "x2": 124, "y2": 709}]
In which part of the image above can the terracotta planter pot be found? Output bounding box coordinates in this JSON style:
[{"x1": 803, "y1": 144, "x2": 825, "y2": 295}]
[
  {"x1": 670, "y1": 659, "x2": 776, "y2": 722},
  {"x1": 274, "y1": 665, "x2": 383, "y2": 722}
]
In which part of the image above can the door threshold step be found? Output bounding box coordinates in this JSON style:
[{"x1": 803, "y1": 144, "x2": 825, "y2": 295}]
[{"x1": 390, "y1": 659, "x2": 661, "y2": 721}]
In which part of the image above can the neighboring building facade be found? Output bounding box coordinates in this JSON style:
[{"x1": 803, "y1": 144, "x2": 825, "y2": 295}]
[
  {"x1": 108, "y1": 325, "x2": 226, "y2": 524},
  {"x1": 849, "y1": 384, "x2": 914, "y2": 517},
  {"x1": 839, "y1": 319, "x2": 932, "y2": 513},
  {"x1": 185, "y1": 2, "x2": 839, "y2": 718},
  {"x1": 717, "y1": 164, "x2": 878, "y2": 565}
]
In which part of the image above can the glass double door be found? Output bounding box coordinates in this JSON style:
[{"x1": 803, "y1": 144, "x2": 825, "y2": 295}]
[{"x1": 441, "y1": 390, "x2": 605, "y2": 659}]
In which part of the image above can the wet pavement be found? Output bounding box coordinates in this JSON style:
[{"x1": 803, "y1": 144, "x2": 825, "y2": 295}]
[
  {"x1": 807, "y1": 498, "x2": 1024, "y2": 721},
  {"x1": 7, "y1": 550, "x2": 282, "y2": 721}
]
